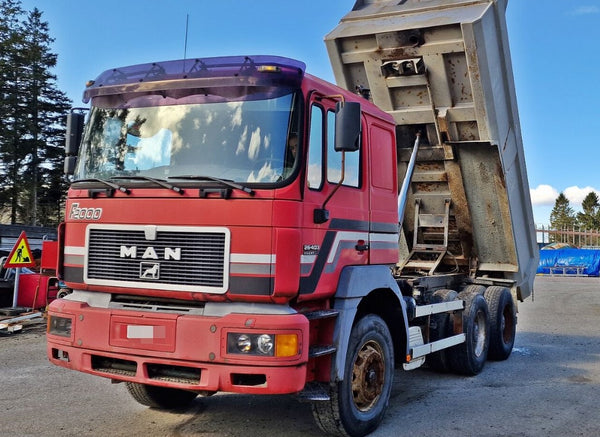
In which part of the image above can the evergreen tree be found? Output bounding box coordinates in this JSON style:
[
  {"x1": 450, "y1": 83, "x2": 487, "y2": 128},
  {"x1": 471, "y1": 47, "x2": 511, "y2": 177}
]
[
  {"x1": 19, "y1": 8, "x2": 71, "y2": 225},
  {"x1": 549, "y1": 193, "x2": 576, "y2": 242},
  {"x1": 0, "y1": 1, "x2": 71, "y2": 225},
  {"x1": 0, "y1": 0, "x2": 26, "y2": 223},
  {"x1": 577, "y1": 191, "x2": 600, "y2": 230}
]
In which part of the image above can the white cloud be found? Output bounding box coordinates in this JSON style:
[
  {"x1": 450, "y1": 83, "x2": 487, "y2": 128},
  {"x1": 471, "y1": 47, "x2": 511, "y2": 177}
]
[
  {"x1": 571, "y1": 6, "x2": 600, "y2": 15},
  {"x1": 530, "y1": 184, "x2": 600, "y2": 208},
  {"x1": 247, "y1": 162, "x2": 278, "y2": 183},
  {"x1": 236, "y1": 126, "x2": 248, "y2": 156},
  {"x1": 229, "y1": 102, "x2": 243, "y2": 128},
  {"x1": 563, "y1": 186, "x2": 600, "y2": 206},
  {"x1": 248, "y1": 127, "x2": 262, "y2": 160},
  {"x1": 530, "y1": 184, "x2": 559, "y2": 205}
]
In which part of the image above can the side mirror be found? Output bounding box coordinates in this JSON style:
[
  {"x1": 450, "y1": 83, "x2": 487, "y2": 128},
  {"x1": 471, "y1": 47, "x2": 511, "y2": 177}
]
[
  {"x1": 64, "y1": 156, "x2": 78, "y2": 175},
  {"x1": 65, "y1": 110, "x2": 86, "y2": 175},
  {"x1": 334, "y1": 101, "x2": 360, "y2": 152},
  {"x1": 65, "y1": 111, "x2": 85, "y2": 156}
]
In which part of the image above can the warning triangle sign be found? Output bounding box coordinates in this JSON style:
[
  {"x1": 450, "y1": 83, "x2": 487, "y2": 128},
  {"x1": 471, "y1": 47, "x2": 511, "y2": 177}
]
[{"x1": 4, "y1": 231, "x2": 36, "y2": 268}]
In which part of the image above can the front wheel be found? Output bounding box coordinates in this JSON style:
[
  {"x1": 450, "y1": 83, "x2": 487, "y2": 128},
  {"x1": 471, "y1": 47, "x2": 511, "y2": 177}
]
[
  {"x1": 126, "y1": 382, "x2": 198, "y2": 410},
  {"x1": 312, "y1": 314, "x2": 394, "y2": 437}
]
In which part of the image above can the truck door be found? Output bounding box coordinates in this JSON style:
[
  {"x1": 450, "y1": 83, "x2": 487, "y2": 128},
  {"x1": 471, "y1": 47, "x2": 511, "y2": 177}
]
[{"x1": 299, "y1": 96, "x2": 369, "y2": 298}]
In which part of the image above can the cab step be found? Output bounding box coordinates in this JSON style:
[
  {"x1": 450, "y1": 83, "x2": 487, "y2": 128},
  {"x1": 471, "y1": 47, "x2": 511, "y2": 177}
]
[
  {"x1": 309, "y1": 345, "x2": 337, "y2": 358},
  {"x1": 297, "y1": 382, "x2": 330, "y2": 402},
  {"x1": 303, "y1": 309, "x2": 339, "y2": 320}
]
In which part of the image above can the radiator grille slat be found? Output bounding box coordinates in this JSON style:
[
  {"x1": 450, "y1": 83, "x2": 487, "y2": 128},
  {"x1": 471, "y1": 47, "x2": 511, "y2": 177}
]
[{"x1": 85, "y1": 226, "x2": 229, "y2": 293}]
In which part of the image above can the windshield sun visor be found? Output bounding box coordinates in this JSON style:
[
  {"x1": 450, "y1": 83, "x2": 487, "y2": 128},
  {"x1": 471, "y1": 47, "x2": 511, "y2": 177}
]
[{"x1": 83, "y1": 55, "x2": 306, "y2": 104}]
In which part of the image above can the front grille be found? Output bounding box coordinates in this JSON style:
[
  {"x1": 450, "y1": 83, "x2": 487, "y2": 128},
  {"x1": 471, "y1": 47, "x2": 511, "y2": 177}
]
[
  {"x1": 85, "y1": 225, "x2": 229, "y2": 293},
  {"x1": 147, "y1": 364, "x2": 201, "y2": 385},
  {"x1": 92, "y1": 355, "x2": 137, "y2": 377}
]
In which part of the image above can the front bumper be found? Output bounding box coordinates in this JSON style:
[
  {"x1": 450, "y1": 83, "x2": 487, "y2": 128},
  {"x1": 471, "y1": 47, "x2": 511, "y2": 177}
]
[{"x1": 47, "y1": 298, "x2": 309, "y2": 395}]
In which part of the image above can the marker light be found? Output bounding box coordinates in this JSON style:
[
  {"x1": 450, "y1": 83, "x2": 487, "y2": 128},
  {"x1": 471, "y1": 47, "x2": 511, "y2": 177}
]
[
  {"x1": 257, "y1": 65, "x2": 281, "y2": 73},
  {"x1": 275, "y1": 334, "x2": 298, "y2": 357}
]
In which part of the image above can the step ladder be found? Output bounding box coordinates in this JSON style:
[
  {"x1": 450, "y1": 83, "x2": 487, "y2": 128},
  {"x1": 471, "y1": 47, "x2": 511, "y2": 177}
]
[{"x1": 398, "y1": 198, "x2": 451, "y2": 275}]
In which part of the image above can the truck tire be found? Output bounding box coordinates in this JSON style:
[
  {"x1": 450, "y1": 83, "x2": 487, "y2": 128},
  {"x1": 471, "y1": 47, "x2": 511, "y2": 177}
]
[
  {"x1": 56, "y1": 288, "x2": 72, "y2": 299},
  {"x1": 125, "y1": 382, "x2": 197, "y2": 410},
  {"x1": 448, "y1": 291, "x2": 489, "y2": 375},
  {"x1": 484, "y1": 286, "x2": 516, "y2": 361},
  {"x1": 461, "y1": 284, "x2": 486, "y2": 296},
  {"x1": 427, "y1": 289, "x2": 458, "y2": 372},
  {"x1": 312, "y1": 314, "x2": 394, "y2": 437}
]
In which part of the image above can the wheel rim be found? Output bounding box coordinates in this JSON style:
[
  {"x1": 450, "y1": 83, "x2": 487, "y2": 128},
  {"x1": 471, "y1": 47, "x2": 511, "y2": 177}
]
[
  {"x1": 351, "y1": 340, "x2": 385, "y2": 412},
  {"x1": 473, "y1": 310, "x2": 487, "y2": 358}
]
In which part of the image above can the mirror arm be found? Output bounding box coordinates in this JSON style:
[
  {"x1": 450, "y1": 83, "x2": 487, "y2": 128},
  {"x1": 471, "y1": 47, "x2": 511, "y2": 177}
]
[{"x1": 314, "y1": 151, "x2": 346, "y2": 224}]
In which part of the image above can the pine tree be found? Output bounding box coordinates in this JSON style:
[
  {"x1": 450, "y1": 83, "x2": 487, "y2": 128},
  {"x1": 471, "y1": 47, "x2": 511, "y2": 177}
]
[
  {"x1": 19, "y1": 7, "x2": 71, "y2": 225},
  {"x1": 577, "y1": 191, "x2": 600, "y2": 231},
  {"x1": 0, "y1": 1, "x2": 71, "y2": 225},
  {"x1": 0, "y1": 0, "x2": 26, "y2": 223},
  {"x1": 549, "y1": 193, "x2": 576, "y2": 242}
]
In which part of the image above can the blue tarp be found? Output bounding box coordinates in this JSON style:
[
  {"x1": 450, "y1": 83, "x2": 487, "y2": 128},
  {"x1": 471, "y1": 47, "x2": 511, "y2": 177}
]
[{"x1": 537, "y1": 248, "x2": 600, "y2": 276}]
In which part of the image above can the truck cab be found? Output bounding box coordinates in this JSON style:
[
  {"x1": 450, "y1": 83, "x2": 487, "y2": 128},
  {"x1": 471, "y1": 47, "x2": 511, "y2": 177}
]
[{"x1": 49, "y1": 55, "x2": 400, "y2": 399}]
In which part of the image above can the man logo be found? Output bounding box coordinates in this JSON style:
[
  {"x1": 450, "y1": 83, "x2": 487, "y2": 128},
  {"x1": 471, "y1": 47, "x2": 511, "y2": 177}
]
[
  {"x1": 140, "y1": 262, "x2": 160, "y2": 280},
  {"x1": 120, "y1": 245, "x2": 181, "y2": 260}
]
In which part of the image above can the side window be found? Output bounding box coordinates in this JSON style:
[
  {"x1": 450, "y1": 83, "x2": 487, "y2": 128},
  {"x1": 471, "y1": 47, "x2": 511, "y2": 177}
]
[
  {"x1": 326, "y1": 111, "x2": 340, "y2": 183},
  {"x1": 344, "y1": 134, "x2": 361, "y2": 187},
  {"x1": 307, "y1": 105, "x2": 323, "y2": 189},
  {"x1": 327, "y1": 109, "x2": 360, "y2": 187}
]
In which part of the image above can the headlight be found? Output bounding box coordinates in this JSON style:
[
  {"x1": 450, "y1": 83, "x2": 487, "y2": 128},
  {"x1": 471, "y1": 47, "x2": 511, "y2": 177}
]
[
  {"x1": 257, "y1": 334, "x2": 274, "y2": 355},
  {"x1": 236, "y1": 334, "x2": 252, "y2": 353},
  {"x1": 48, "y1": 315, "x2": 73, "y2": 337},
  {"x1": 227, "y1": 332, "x2": 299, "y2": 357},
  {"x1": 228, "y1": 333, "x2": 274, "y2": 356}
]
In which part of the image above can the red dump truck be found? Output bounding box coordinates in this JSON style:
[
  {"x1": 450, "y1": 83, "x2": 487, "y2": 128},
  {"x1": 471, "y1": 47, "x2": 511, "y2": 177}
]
[{"x1": 47, "y1": 1, "x2": 537, "y2": 435}]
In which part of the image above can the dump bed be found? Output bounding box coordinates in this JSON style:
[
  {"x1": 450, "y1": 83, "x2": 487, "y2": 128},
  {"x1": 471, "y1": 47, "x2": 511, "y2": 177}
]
[{"x1": 326, "y1": 0, "x2": 537, "y2": 299}]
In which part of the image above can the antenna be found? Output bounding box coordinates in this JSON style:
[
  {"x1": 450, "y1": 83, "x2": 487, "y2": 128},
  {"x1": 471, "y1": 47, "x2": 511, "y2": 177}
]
[{"x1": 183, "y1": 14, "x2": 189, "y2": 60}]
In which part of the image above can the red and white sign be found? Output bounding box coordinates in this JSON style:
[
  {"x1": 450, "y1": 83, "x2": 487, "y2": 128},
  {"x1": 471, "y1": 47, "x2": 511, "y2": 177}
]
[{"x1": 4, "y1": 231, "x2": 36, "y2": 269}]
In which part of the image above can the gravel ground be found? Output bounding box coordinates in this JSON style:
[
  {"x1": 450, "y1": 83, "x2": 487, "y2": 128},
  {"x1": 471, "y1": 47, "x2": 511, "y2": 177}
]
[{"x1": 1, "y1": 275, "x2": 600, "y2": 437}]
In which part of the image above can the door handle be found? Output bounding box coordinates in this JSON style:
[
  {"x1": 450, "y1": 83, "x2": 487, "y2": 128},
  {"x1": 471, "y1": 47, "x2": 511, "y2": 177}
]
[{"x1": 355, "y1": 242, "x2": 370, "y2": 252}]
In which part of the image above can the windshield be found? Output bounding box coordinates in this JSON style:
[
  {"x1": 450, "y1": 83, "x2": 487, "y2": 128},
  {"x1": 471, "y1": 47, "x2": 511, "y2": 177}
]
[{"x1": 75, "y1": 92, "x2": 300, "y2": 184}]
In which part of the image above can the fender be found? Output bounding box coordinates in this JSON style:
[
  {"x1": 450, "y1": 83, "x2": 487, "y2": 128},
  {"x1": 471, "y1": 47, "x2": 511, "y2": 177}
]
[{"x1": 330, "y1": 265, "x2": 409, "y2": 382}]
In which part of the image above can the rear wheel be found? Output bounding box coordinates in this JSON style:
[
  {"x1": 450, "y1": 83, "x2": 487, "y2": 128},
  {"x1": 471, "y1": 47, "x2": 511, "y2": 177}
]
[
  {"x1": 125, "y1": 382, "x2": 198, "y2": 410},
  {"x1": 484, "y1": 286, "x2": 516, "y2": 360},
  {"x1": 312, "y1": 314, "x2": 394, "y2": 437},
  {"x1": 448, "y1": 291, "x2": 489, "y2": 375},
  {"x1": 427, "y1": 289, "x2": 458, "y2": 372},
  {"x1": 461, "y1": 284, "x2": 486, "y2": 296}
]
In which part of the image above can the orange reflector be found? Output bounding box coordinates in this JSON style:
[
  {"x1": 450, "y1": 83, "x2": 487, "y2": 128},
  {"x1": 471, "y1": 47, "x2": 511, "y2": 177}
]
[
  {"x1": 257, "y1": 65, "x2": 281, "y2": 73},
  {"x1": 406, "y1": 354, "x2": 412, "y2": 363},
  {"x1": 275, "y1": 334, "x2": 298, "y2": 357}
]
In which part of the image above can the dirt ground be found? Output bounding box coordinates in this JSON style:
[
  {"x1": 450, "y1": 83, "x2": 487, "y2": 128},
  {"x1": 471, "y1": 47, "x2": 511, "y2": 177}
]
[{"x1": 2, "y1": 276, "x2": 600, "y2": 437}]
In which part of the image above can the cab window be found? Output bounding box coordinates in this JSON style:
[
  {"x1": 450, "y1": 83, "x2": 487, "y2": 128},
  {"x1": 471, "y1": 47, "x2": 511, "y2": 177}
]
[{"x1": 308, "y1": 102, "x2": 360, "y2": 191}]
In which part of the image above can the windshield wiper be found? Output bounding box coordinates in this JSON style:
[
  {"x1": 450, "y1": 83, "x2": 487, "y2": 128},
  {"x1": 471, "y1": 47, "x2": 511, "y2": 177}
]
[
  {"x1": 168, "y1": 175, "x2": 255, "y2": 196},
  {"x1": 110, "y1": 176, "x2": 184, "y2": 194},
  {"x1": 72, "y1": 178, "x2": 131, "y2": 194}
]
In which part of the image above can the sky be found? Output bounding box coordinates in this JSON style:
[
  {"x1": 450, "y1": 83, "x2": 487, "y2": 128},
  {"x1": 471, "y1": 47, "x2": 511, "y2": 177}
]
[{"x1": 18, "y1": 0, "x2": 600, "y2": 227}]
